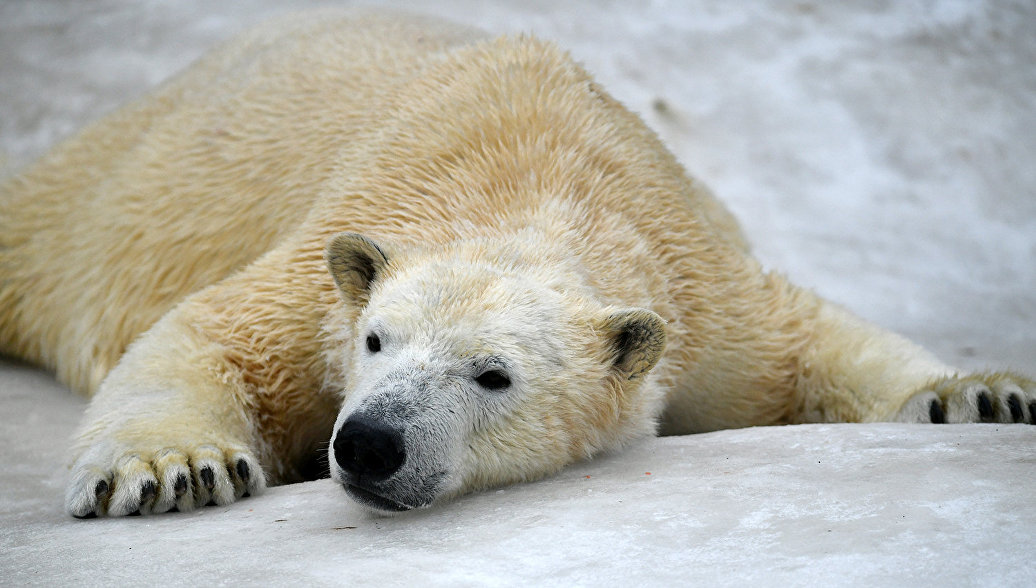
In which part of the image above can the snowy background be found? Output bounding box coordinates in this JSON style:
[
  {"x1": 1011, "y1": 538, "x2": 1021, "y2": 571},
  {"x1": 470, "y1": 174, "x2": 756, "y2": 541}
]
[{"x1": 1, "y1": 1, "x2": 1033, "y2": 585}]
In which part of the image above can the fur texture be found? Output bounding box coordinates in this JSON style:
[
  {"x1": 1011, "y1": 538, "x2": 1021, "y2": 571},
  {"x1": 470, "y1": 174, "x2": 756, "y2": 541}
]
[{"x1": 1, "y1": 10, "x2": 1032, "y2": 517}]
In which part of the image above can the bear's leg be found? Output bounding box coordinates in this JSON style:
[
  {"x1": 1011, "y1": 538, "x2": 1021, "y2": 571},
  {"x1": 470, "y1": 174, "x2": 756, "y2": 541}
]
[
  {"x1": 65, "y1": 314, "x2": 267, "y2": 518},
  {"x1": 793, "y1": 301, "x2": 1035, "y2": 424},
  {"x1": 894, "y1": 372, "x2": 1036, "y2": 424}
]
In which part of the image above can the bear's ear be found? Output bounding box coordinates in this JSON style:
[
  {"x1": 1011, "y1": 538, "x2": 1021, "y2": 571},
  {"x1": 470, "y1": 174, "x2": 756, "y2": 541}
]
[
  {"x1": 598, "y1": 308, "x2": 667, "y2": 380},
  {"x1": 325, "y1": 232, "x2": 389, "y2": 297}
]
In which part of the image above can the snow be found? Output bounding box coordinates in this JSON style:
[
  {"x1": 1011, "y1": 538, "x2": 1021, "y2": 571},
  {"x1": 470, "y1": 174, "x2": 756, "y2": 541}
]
[
  {"x1": 2, "y1": 358, "x2": 1034, "y2": 585},
  {"x1": 1, "y1": 1, "x2": 1033, "y2": 585}
]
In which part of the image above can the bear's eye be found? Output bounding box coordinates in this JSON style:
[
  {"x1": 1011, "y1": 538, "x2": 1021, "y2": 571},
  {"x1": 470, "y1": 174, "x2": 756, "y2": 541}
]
[
  {"x1": 475, "y1": 369, "x2": 511, "y2": 391},
  {"x1": 365, "y1": 333, "x2": 381, "y2": 353}
]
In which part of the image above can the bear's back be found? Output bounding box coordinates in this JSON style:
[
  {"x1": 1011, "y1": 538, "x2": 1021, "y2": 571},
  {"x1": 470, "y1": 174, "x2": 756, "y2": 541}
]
[
  {"x1": 0, "y1": 10, "x2": 747, "y2": 398},
  {"x1": 0, "y1": 10, "x2": 486, "y2": 394}
]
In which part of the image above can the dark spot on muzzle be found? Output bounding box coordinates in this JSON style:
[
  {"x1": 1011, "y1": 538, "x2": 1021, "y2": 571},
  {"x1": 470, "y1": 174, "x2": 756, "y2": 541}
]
[{"x1": 333, "y1": 414, "x2": 406, "y2": 481}]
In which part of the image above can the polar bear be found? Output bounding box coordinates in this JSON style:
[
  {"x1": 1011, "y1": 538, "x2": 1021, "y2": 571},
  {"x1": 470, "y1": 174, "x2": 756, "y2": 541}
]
[{"x1": 0, "y1": 11, "x2": 1032, "y2": 517}]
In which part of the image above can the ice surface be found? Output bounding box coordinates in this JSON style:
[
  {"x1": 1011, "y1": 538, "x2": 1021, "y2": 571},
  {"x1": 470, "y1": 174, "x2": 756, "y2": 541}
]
[
  {"x1": 2, "y1": 357, "x2": 1034, "y2": 586},
  {"x1": 1, "y1": 1, "x2": 1033, "y2": 585}
]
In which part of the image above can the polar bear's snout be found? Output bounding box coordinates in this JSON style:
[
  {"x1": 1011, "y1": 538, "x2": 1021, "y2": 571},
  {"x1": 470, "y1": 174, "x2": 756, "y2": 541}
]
[
  {"x1": 333, "y1": 415, "x2": 406, "y2": 482},
  {"x1": 332, "y1": 413, "x2": 418, "y2": 512},
  {"x1": 329, "y1": 361, "x2": 465, "y2": 513}
]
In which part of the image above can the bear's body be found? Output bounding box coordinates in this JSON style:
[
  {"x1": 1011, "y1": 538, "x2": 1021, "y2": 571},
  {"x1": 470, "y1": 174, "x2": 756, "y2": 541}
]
[{"x1": 1, "y1": 11, "x2": 1032, "y2": 517}]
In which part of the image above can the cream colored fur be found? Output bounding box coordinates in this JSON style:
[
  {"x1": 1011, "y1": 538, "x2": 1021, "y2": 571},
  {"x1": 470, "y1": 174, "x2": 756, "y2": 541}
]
[{"x1": 1, "y1": 10, "x2": 1032, "y2": 517}]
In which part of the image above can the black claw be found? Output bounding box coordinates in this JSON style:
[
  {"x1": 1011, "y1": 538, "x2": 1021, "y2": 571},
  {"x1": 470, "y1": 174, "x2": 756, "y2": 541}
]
[
  {"x1": 140, "y1": 480, "x2": 157, "y2": 504},
  {"x1": 173, "y1": 473, "x2": 188, "y2": 498},
  {"x1": 1029, "y1": 401, "x2": 1036, "y2": 425},
  {"x1": 1007, "y1": 394, "x2": 1024, "y2": 422},
  {"x1": 929, "y1": 399, "x2": 946, "y2": 424},
  {"x1": 236, "y1": 459, "x2": 250, "y2": 483},
  {"x1": 73, "y1": 511, "x2": 98, "y2": 520},
  {"x1": 977, "y1": 391, "x2": 994, "y2": 420},
  {"x1": 200, "y1": 466, "x2": 215, "y2": 490},
  {"x1": 94, "y1": 479, "x2": 109, "y2": 498}
]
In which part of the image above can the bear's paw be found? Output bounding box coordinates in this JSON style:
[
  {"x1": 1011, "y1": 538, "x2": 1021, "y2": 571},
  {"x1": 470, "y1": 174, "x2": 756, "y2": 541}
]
[
  {"x1": 895, "y1": 372, "x2": 1036, "y2": 425},
  {"x1": 66, "y1": 441, "x2": 265, "y2": 518}
]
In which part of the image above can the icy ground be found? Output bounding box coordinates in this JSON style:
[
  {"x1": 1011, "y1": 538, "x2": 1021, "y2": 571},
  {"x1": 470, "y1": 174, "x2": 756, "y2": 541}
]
[{"x1": 1, "y1": 1, "x2": 1034, "y2": 585}]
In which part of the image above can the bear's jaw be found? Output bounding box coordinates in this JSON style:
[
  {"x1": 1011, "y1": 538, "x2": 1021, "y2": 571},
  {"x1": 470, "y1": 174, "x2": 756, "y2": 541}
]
[{"x1": 341, "y1": 482, "x2": 414, "y2": 513}]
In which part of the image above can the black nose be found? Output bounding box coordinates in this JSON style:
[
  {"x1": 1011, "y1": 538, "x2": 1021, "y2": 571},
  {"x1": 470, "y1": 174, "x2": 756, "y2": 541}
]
[{"x1": 333, "y1": 415, "x2": 405, "y2": 480}]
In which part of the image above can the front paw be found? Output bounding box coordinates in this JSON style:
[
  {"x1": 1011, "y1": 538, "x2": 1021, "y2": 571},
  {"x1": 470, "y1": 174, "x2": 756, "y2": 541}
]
[
  {"x1": 896, "y1": 372, "x2": 1036, "y2": 424},
  {"x1": 66, "y1": 441, "x2": 265, "y2": 518}
]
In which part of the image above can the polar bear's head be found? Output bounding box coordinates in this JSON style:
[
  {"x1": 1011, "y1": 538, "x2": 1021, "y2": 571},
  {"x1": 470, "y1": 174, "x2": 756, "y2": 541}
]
[{"x1": 324, "y1": 232, "x2": 666, "y2": 513}]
